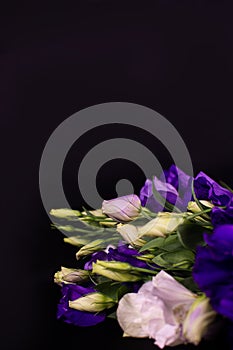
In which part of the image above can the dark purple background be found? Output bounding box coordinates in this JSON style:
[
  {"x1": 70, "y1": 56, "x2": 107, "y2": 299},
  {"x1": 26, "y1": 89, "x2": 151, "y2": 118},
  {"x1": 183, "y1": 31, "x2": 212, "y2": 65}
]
[{"x1": 1, "y1": 1, "x2": 233, "y2": 349}]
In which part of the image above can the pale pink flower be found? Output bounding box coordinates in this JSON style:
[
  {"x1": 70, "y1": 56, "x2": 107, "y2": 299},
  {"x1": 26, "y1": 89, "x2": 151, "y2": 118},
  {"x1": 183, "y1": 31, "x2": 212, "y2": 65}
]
[
  {"x1": 116, "y1": 270, "x2": 196, "y2": 348},
  {"x1": 102, "y1": 194, "x2": 141, "y2": 222}
]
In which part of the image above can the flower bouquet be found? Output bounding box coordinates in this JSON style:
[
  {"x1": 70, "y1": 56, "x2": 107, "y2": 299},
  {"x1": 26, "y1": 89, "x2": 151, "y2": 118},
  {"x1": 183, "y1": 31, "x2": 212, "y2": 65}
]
[{"x1": 51, "y1": 165, "x2": 233, "y2": 348}]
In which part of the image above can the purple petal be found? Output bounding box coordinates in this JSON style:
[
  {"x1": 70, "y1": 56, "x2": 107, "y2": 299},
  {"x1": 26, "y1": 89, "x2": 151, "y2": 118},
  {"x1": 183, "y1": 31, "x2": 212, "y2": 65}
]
[
  {"x1": 163, "y1": 164, "x2": 192, "y2": 193},
  {"x1": 193, "y1": 225, "x2": 233, "y2": 322},
  {"x1": 211, "y1": 207, "x2": 233, "y2": 226},
  {"x1": 84, "y1": 251, "x2": 108, "y2": 270},
  {"x1": 57, "y1": 283, "x2": 106, "y2": 326},
  {"x1": 194, "y1": 171, "x2": 233, "y2": 206},
  {"x1": 140, "y1": 179, "x2": 163, "y2": 212},
  {"x1": 203, "y1": 225, "x2": 233, "y2": 254},
  {"x1": 139, "y1": 165, "x2": 193, "y2": 212}
]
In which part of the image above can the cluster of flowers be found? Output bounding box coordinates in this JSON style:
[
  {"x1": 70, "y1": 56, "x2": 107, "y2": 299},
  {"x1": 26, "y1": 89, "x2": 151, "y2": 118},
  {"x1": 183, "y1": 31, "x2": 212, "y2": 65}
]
[{"x1": 51, "y1": 165, "x2": 233, "y2": 348}]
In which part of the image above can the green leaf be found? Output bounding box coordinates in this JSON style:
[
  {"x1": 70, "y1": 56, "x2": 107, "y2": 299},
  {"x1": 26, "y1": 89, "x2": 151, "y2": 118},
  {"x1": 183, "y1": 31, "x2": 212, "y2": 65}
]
[
  {"x1": 177, "y1": 222, "x2": 211, "y2": 250},
  {"x1": 159, "y1": 235, "x2": 183, "y2": 252},
  {"x1": 139, "y1": 237, "x2": 166, "y2": 252},
  {"x1": 139, "y1": 234, "x2": 183, "y2": 253},
  {"x1": 219, "y1": 180, "x2": 233, "y2": 193},
  {"x1": 161, "y1": 249, "x2": 194, "y2": 265},
  {"x1": 117, "y1": 284, "x2": 132, "y2": 300},
  {"x1": 179, "y1": 276, "x2": 200, "y2": 293},
  {"x1": 95, "y1": 281, "x2": 129, "y2": 301},
  {"x1": 107, "y1": 311, "x2": 117, "y2": 319},
  {"x1": 152, "y1": 253, "x2": 170, "y2": 267},
  {"x1": 152, "y1": 248, "x2": 194, "y2": 269}
]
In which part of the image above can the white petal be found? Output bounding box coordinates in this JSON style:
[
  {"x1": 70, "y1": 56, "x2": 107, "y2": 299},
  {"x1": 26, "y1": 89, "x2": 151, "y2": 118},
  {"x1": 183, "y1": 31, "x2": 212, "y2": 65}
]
[
  {"x1": 116, "y1": 293, "x2": 149, "y2": 338},
  {"x1": 152, "y1": 271, "x2": 196, "y2": 308},
  {"x1": 154, "y1": 324, "x2": 182, "y2": 349}
]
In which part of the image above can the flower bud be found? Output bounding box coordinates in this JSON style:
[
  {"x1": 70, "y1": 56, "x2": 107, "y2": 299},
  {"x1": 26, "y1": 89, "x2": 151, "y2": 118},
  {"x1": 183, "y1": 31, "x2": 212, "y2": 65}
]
[
  {"x1": 76, "y1": 239, "x2": 106, "y2": 260},
  {"x1": 117, "y1": 212, "x2": 186, "y2": 245},
  {"x1": 102, "y1": 194, "x2": 141, "y2": 222},
  {"x1": 69, "y1": 292, "x2": 116, "y2": 312},
  {"x1": 116, "y1": 223, "x2": 146, "y2": 246},
  {"x1": 54, "y1": 267, "x2": 89, "y2": 285},
  {"x1": 50, "y1": 208, "x2": 81, "y2": 219},
  {"x1": 183, "y1": 295, "x2": 217, "y2": 345},
  {"x1": 64, "y1": 236, "x2": 89, "y2": 246},
  {"x1": 187, "y1": 201, "x2": 214, "y2": 213},
  {"x1": 139, "y1": 212, "x2": 186, "y2": 237},
  {"x1": 92, "y1": 260, "x2": 143, "y2": 282},
  {"x1": 86, "y1": 209, "x2": 104, "y2": 217}
]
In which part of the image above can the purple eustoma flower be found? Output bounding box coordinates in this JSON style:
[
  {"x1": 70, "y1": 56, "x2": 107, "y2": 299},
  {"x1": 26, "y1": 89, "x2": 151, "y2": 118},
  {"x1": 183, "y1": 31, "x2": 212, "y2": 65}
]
[
  {"x1": 194, "y1": 172, "x2": 233, "y2": 207},
  {"x1": 84, "y1": 241, "x2": 156, "y2": 271},
  {"x1": 194, "y1": 172, "x2": 233, "y2": 226},
  {"x1": 140, "y1": 178, "x2": 163, "y2": 212},
  {"x1": 57, "y1": 283, "x2": 106, "y2": 326},
  {"x1": 210, "y1": 205, "x2": 233, "y2": 226},
  {"x1": 107, "y1": 243, "x2": 153, "y2": 269},
  {"x1": 140, "y1": 164, "x2": 193, "y2": 212},
  {"x1": 84, "y1": 250, "x2": 108, "y2": 270},
  {"x1": 193, "y1": 225, "x2": 233, "y2": 322}
]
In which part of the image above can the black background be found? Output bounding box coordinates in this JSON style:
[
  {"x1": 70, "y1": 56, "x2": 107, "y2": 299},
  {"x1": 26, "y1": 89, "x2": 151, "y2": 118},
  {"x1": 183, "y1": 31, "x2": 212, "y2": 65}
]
[{"x1": 1, "y1": 1, "x2": 233, "y2": 349}]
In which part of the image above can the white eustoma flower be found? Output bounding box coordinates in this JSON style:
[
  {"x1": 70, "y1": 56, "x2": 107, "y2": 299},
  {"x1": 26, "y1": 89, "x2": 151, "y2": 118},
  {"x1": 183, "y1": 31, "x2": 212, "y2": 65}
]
[
  {"x1": 116, "y1": 270, "x2": 196, "y2": 349},
  {"x1": 102, "y1": 194, "x2": 141, "y2": 222},
  {"x1": 151, "y1": 270, "x2": 197, "y2": 308},
  {"x1": 117, "y1": 292, "x2": 165, "y2": 339}
]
